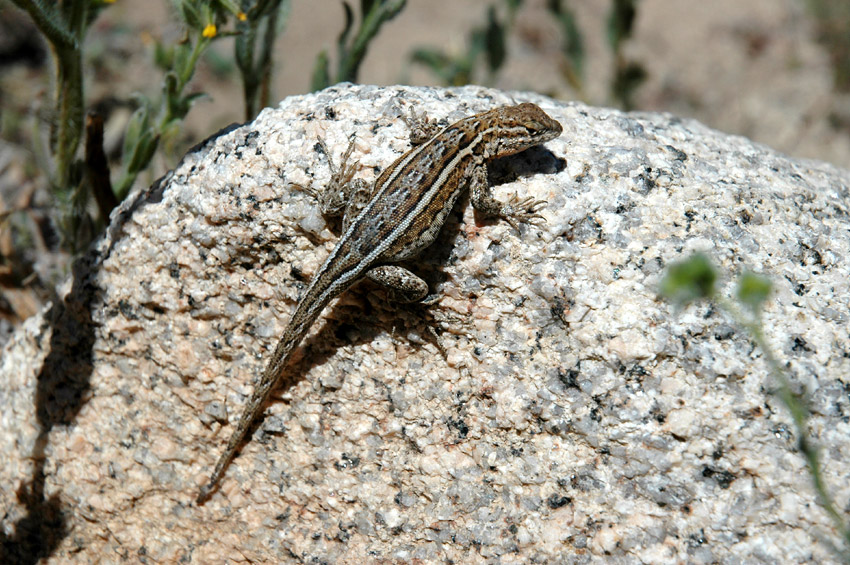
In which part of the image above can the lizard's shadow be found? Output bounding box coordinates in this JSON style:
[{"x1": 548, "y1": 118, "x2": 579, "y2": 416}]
[{"x1": 255, "y1": 144, "x2": 565, "y2": 430}]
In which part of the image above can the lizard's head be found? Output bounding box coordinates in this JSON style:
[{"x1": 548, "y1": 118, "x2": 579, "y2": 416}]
[{"x1": 493, "y1": 102, "x2": 563, "y2": 156}]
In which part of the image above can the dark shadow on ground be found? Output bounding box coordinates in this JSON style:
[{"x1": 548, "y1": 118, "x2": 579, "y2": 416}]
[{"x1": 0, "y1": 256, "x2": 98, "y2": 564}]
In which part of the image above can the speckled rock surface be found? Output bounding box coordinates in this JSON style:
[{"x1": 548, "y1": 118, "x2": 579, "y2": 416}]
[{"x1": 2, "y1": 84, "x2": 849, "y2": 563}]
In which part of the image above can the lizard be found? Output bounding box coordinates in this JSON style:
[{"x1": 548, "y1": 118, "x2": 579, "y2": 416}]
[{"x1": 196, "y1": 101, "x2": 562, "y2": 503}]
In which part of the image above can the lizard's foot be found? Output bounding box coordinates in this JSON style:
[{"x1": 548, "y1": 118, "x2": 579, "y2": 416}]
[
  {"x1": 498, "y1": 194, "x2": 547, "y2": 229},
  {"x1": 402, "y1": 106, "x2": 442, "y2": 145},
  {"x1": 292, "y1": 136, "x2": 361, "y2": 217}
]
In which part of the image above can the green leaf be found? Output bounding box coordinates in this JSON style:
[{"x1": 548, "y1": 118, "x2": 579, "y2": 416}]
[
  {"x1": 611, "y1": 60, "x2": 646, "y2": 110},
  {"x1": 164, "y1": 71, "x2": 180, "y2": 112},
  {"x1": 181, "y1": 91, "x2": 208, "y2": 108},
  {"x1": 172, "y1": 41, "x2": 193, "y2": 83},
  {"x1": 175, "y1": 0, "x2": 202, "y2": 29},
  {"x1": 87, "y1": 0, "x2": 114, "y2": 27},
  {"x1": 483, "y1": 5, "x2": 506, "y2": 74},
  {"x1": 213, "y1": 0, "x2": 241, "y2": 17},
  {"x1": 275, "y1": 0, "x2": 293, "y2": 29},
  {"x1": 159, "y1": 117, "x2": 184, "y2": 153},
  {"x1": 736, "y1": 272, "x2": 772, "y2": 313},
  {"x1": 547, "y1": 0, "x2": 584, "y2": 84},
  {"x1": 154, "y1": 40, "x2": 175, "y2": 70},
  {"x1": 506, "y1": 0, "x2": 524, "y2": 14},
  {"x1": 115, "y1": 102, "x2": 160, "y2": 198},
  {"x1": 338, "y1": 1, "x2": 355, "y2": 57},
  {"x1": 122, "y1": 104, "x2": 151, "y2": 162},
  {"x1": 410, "y1": 48, "x2": 451, "y2": 73},
  {"x1": 235, "y1": 20, "x2": 256, "y2": 73},
  {"x1": 126, "y1": 130, "x2": 159, "y2": 175},
  {"x1": 360, "y1": 0, "x2": 376, "y2": 15},
  {"x1": 607, "y1": 0, "x2": 637, "y2": 51},
  {"x1": 336, "y1": 0, "x2": 406, "y2": 83},
  {"x1": 11, "y1": 0, "x2": 76, "y2": 47},
  {"x1": 659, "y1": 253, "x2": 717, "y2": 307},
  {"x1": 200, "y1": 2, "x2": 215, "y2": 30},
  {"x1": 251, "y1": 0, "x2": 279, "y2": 19},
  {"x1": 410, "y1": 47, "x2": 471, "y2": 86},
  {"x1": 311, "y1": 49, "x2": 331, "y2": 91}
]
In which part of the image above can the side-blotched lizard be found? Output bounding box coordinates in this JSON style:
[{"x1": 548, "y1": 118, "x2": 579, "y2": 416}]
[{"x1": 197, "y1": 102, "x2": 562, "y2": 503}]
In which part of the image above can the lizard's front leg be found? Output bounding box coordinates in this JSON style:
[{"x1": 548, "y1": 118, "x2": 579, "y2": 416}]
[
  {"x1": 469, "y1": 166, "x2": 547, "y2": 229},
  {"x1": 334, "y1": 106, "x2": 442, "y2": 223},
  {"x1": 315, "y1": 106, "x2": 439, "y2": 224},
  {"x1": 296, "y1": 137, "x2": 372, "y2": 227},
  {"x1": 403, "y1": 107, "x2": 442, "y2": 145}
]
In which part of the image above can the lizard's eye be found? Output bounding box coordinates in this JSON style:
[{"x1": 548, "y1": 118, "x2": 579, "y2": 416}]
[
  {"x1": 528, "y1": 120, "x2": 546, "y2": 132},
  {"x1": 524, "y1": 119, "x2": 549, "y2": 137},
  {"x1": 528, "y1": 116, "x2": 562, "y2": 139}
]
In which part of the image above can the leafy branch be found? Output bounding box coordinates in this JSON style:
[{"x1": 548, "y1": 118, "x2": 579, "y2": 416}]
[
  {"x1": 606, "y1": 0, "x2": 645, "y2": 109},
  {"x1": 311, "y1": 0, "x2": 407, "y2": 91},
  {"x1": 8, "y1": 0, "x2": 245, "y2": 251},
  {"x1": 410, "y1": 0, "x2": 520, "y2": 87},
  {"x1": 235, "y1": 0, "x2": 292, "y2": 119},
  {"x1": 9, "y1": 0, "x2": 111, "y2": 248},
  {"x1": 115, "y1": 0, "x2": 241, "y2": 200}
]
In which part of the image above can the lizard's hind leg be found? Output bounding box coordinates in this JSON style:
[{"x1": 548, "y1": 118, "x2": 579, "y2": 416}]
[{"x1": 367, "y1": 265, "x2": 429, "y2": 303}]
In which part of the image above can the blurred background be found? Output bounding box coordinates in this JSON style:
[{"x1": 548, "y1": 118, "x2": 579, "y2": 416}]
[{"x1": 1, "y1": 0, "x2": 849, "y2": 345}]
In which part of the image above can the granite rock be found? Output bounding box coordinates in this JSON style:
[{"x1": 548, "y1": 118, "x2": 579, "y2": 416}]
[{"x1": 1, "y1": 84, "x2": 849, "y2": 563}]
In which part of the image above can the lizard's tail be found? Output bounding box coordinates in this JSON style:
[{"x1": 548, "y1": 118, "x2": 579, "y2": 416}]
[{"x1": 197, "y1": 259, "x2": 363, "y2": 503}]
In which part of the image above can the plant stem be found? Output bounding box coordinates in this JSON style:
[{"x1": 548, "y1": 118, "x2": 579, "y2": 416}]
[
  {"x1": 337, "y1": 0, "x2": 406, "y2": 83},
  {"x1": 12, "y1": 0, "x2": 86, "y2": 191},
  {"x1": 257, "y1": 7, "x2": 279, "y2": 113},
  {"x1": 239, "y1": 23, "x2": 259, "y2": 118},
  {"x1": 54, "y1": 45, "x2": 84, "y2": 189},
  {"x1": 718, "y1": 296, "x2": 850, "y2": 553},
  {"x1": 11, "y1": 0, "x2": 75, "y2": 48}
]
